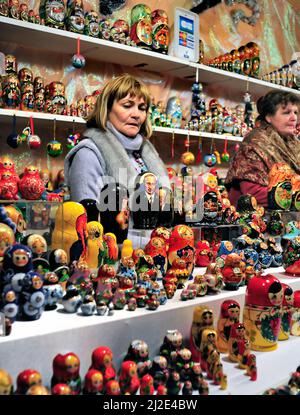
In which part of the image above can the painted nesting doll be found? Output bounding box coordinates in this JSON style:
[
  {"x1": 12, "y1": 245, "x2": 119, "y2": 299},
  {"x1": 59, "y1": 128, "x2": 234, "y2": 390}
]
[
  {"x1": 82, "y1": 369, "x2": 103, "y2": 395},
  {"x1": 51, "y1": 352, "x2": 81, "y2": 395},
  {"x1": 16, "y1": 369, "x2": 42, "y2": 394},
  {"x1": 52, "y1": 201, "x2": 87, "y2": 262},
  {"x1": 195, "y1": 240, "x2": 212, "y2": 267},
  {"x1": 18, "y1": 165, "x2": 45, "y2": 200},
  {"x1": 90, "y1": 346, "x2": 116, "y2": 386},
  {"x1": 243, "y1": 274, "x2": 283, "y2": 351},
  {"x1": 267, "y1": 163, "x2": 293, "y2": 210},
  {"x1": 85, "y1": 221, "x2": 104, "y2": 269},
  {"x1": 189, "y1": 305, "x2": 214, "y2": 362},
  {"x1": 217, "y1": 299, "x2": 241, "y2": 353},
  {"x1": 119, "y1": 361, "x2": 140, "y2": 395},
  {"x1": 278, "y1": 283, "x2": 294, "y2": 341},
  {"x1": 283, "y1": 236, "x2": 300, "y2": 275},
  {"x1": 0, "y1": 369, "x2": 13, "y2": 395},
  {"x1": 168, "y1": 224, "x2": 195, "y2": 278},
  {"x1": 291, "y1": 290, "x2": 300, "y2": 336},
  {"x1": 123, "y1": 339, "x2": 151, "y2": 378},
  {"x1": 144, "y1": 236, "x2": 167, "y2": 278}
]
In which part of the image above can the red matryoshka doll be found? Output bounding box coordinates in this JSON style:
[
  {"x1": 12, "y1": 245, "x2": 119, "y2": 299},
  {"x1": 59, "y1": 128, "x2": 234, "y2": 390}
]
[
  {"x1": 0, "y1": 369, "x2": 13, "y2": 395},
  {"x1": 123, "y1": 339, "x2": 151, "y2": 378},
  {"x1": 83, "y1": 369, "x2": 103, "y2": 395},
  {"x1": 192, "y1": 274, "x2": 208, "y2": 297},
  {"x1": 44, "y1": 0, "x2": 65, "y2": 29},
  {"x1": 51, "y1": 383, "x2": 73, "y2": 395},
  {"x1": 203, "y1": 262, "x2": 223, "y2": 293},
  {"x1": 110, "y1": 19, "x2": 130, "y2": 44},
  {"x1": 217, "y1": 299, "x2": 241, "y2": 353},
  {"x1": 66, "y1": 0, "x2": 84, "y2": 34},
  {"x1": 243, "y1": 274, "x2": 283, "y2": 351},
  {"x1": 105, "y1": 379, "x2": 121, "y2": 395},
  {"x1": 168, "y1": 224, "x2": 195, "y2": 278},
  {"x1": 144, "y1": 236, "x2": 167, "y2": 278},
  {"x1": 283, "y1": 236, "x2": 300, "y2": 275},
  {"x1": 18, "y1": 165, "x2": 45, "y2": 200},
  {"x1": 267, "y1": 163, "x2": 293, "y2": 210},
  {"x1": 119, "y1": 361, "x2": 140, "y2": 395},
  {"x1": 0, "y1": 155, "x2": 19, "y2": 182},
  {"x1": 51, "y1": 352, "x2": 81, "y2": 395},
  {"x1": 16, "y1": 369, "x2": 42, "y2": 394},
  {"x1": 130, "y1": 3, "x2": 152, "y2": 50},
  {"x1": 278, "y1": 283, "x2": 294, "y2": 340},
  {"x1": 90, "y1": 346, "x2": 116, "y2": 385},
  {"x1": 151, "y1": 226, "x2": 171, "y2": 251},
  {"x1": 0, "y1": 171, "x2": 19, "y2": 200},
  {"x1": 221, "y1": 252, "x2": 244, "y2": 290},
  {"x1": 26, "y1": 385, "x2": 50, "y2": 395},
  {"x1": 189, "y1": 305, "x2": 214, "y2": 362},
  {"x1": 140, "y1": 373, "x2": 155, "y2": 395},
  {"x1": 291, "y1": 290, "x2": 300, "y2": 336},
  {"x1": 195, "y1": 240, "x2": 211, "y2": 267}
]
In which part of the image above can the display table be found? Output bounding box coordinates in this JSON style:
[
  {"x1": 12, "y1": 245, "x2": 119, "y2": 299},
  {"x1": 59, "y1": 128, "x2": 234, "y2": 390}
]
[{"x1": 0, "y1": 267, "x2": 300, "y2": 395}]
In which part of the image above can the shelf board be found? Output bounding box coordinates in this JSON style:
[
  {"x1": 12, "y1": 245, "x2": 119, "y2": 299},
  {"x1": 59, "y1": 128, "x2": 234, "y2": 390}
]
[
  {"x1": 191, "y1": 63, "x2": 300, "y2": 100},
  {"x1": 0, "y1": 16, "x2": 196, "y2": 79},
  {"x1": 153, "y1": 126, "x2": 244, "y2": 142},
  {"x1": 0, "y1": 109, "x2": 244, "y2": 141}
]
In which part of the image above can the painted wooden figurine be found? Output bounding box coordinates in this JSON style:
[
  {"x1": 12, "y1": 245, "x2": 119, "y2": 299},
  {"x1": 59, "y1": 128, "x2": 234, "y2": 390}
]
[
  {"x1": 18, "y1": 165, "x2": 45, "y2": 200},
  {"x1": 243, "y1": 274, "x2": 283, "y2": 351},
  {"x1": 16, "y1": 369, "x2": 42, "y2": 394},
  {"x1": 51, "y1": 352, "x2": 81, "y2": 395},
  {"x1": 0, "y1": 369, "x2": 13, "y2": 395},
  {"x1": 119, "y1": 361, "x2": 140, "y2": 395},
  {"x1": 82, "y1": 369, "x2": 103, "y2": 395},
  {"x1": 90, "y1": 346, "x2": 116, "y2": 386},
  {"x1": 140, "y1": 373, "x2": 155, "y2": 395},
  {"x1": 283, "y1": 236, "x2": 300, "y2": 276},
  {"x1": 267, "y1": 163, "x2": 293, "y2": 210},
  {"x1": 189, "y1": 305, "x2": 214, "y2": 362},
  {"x1": 144, "y1": 236, "x2": 168, "y2": 278},
  {"x1": 123, "y1": 339, "x2": 151, "y2": 378},
  {"x1": 168, "y1": 224, "x2": 195, "y2": 279},
  {"x1": 291, "y1": 290, "x2": 300, "y2": 336},
  {"x1": 217, "y1": 299, "x2": 241, "y2": 353},
  {"x1": 278, "y1": 283, "x2": 294, "y2": 341}
]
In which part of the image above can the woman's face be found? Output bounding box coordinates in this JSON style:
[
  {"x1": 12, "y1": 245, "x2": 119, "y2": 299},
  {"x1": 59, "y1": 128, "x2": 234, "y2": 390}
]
[
  {"x1": 266, "y1": 103, "x2": 298, "y2": 136},
  {"x1": 108, "y1": 94, "x2": 147, "y2": 137}
]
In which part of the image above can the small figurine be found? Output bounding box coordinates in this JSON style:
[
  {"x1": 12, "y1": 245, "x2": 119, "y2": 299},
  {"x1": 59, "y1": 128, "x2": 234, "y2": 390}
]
[
  {"x1": 283, "y1": 236, "x2": 300, "y2": 276},
  {"x1": 195, "y1": 240, "x2": 212, "y2": 267},
  {"x1": 166, "y1": 370, "x2": 181, "y2": 395},
  {"x1": 43, "y1": 271, "x2": 64, "y2": 310},
  {"x1": 217, "y1": 299, "x2": 241, "y2": 353},
  {"x1": 18, "y1": 270, "x2": 45, "y2": 321},
  {"x1": 51, "y1": 383, "x2": 73, "y2": 395},
  {"x1": 291, "y1": 290, "x2": 300, "y2": 336},
  {"x1": 51, "y1": 352, "x2": 81, "y2": 394},
  {"x1": 221, "y1": 253, "x2": 244, "y2": 290},
  {"x1": 82, "y1": 369, "x2": 103, "y2": 395},
  {"x1": 61, "y1": 283, "x2": 82, "y2": 313},
  {"x1": 0, "y1": 369, "x2": 13, "y2": 395},
  {"x1": 149, "y1": 355, "x2": 169, "y2": 389},
  {"x1": 80, "y1": 294, "x2": 97, "y2": 316},
  {"x1": 16, "y1": 369, "x2": 42, "y2": 394},
  {"x1": 105, "y1": 380, "x2": 121, "y2": 395},
  {"x1": 278, "y1": 283, "x2": 294, "y2": 340},
  {"x1": 90, "y1": 346, "x2": 116, "y2": 385},
  {"x1": 189, "y1": 305, "x2": 214, "y2": 362},
  {"x1": 267, "y1": 163, "x2": 293, "y2": 210},
  {"x1": 44, "y1": 0, "x2": 65, "y2": 29},
  {"x1": 159, "y1": 329, "x2": 184, "y2": 364},
  {"x1": 18, "y1": 165, "x2": 45, "y2": 200},
  {"x1": 203, "y1": 262, "x2": 224, "y2": 293},
  {"x1": 119, "y1": 361, "x2": 140, "y2": 395}
]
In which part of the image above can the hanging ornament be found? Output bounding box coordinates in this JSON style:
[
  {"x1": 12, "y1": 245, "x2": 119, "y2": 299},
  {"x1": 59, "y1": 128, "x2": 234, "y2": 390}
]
[
  {"x1": 171, "y1": 130, "x2": 175, "y2": 159},
  {"x1": 181, "y1": 132, "x2": 195, "y2": 165},
  {"x1": 196, "y1": 134, "x2": 202, "y2": 164},
  {"x1": 27, "y1": 116, "x2": 41, "y2": 149},
  {"x1": 71, "y1": 37, "x2": 86, "y2": 69},
  {"x1": 6, "y1": 115, "x2": 19, "y2": 149},
  {"x1": 17, "y1": 125, "x2": 31, "y2": 145},
  {"x1": 67, "y1": 121, "x2": 81, "y2": 149},
  {"x1": 204, "y1": 139, "x2": 217, "y2": 167},
  {"x1": 221, "y1": 138, "x2": 230, "y2": 162},
  {"x1": 234, "y1": 143, "x2": 240, "y2": 152},
  {"x1": 47, "y1": 119, "x2": 63, "y2": 157},
  {"x1": 212, "y1": 138, "x2": 221, "y2": 164}
]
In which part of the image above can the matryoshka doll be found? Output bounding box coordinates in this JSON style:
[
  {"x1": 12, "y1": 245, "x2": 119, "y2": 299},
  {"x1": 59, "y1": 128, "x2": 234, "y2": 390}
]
[
  {"x1": 168, "y1": 224, "x2": 195, "y2": 279},
  {"x1": 144, "y1": 236, "x2": 167, "y2": 278},
  {"x1": 48, "y1": 248, "x2": 70, "y2": 287},
  {"x1": 16, "y1": 369, "x2": 42, "y2": 394},
  {"x1": 43, "y1": 271, "x2": 64, "y2": 310},
  {"x1": 44, "y1": 0, "x2": 65, "y2": 29},
  {"x1": 82, "y1": 369, "x2": 103, "y2": 395},
  {"x1": 203, "y1": 262, "x2": 223, "y2": 293},
  {"x1": 151, "y1": 9, "x2": 169, "y2": 54},
  {"x1": 0, "y1": 222, "x2": 15, "y2": 270},
  {"x1": 0, "y1": 369, "x2": 13, "y2": 395},
  {"x1": 159, "y1": 329, "x2": 184, "y2": 364},
  {"x1": 119, "y1": 361, "x2": 140, "y2": 395},
  {"x1": 130, "y1": 3, "x2": 152, "y2": 50},
  {"x1": 84, "y1": 10, "x2": 99, "y2": 37},
  {"x1": 148, "y1": 355, "x2": 169, "y2": 390},
  {"x1": 195, "y1": 240, "x2": 211, "y2": 267},
  {"x1": 51, "y1": 352, "x2": 81, "y2": 395},
  {"x1": 243, "y1": 274, "x2": 283, "y2": 351},
  {"x1": 90, "y1": 346, "x2": 116, "y2": 386},
  {"x1": 51, "y1": 383, "x2": 73, "y2": 395},
  {"x1": 105, "y1": 379, "x2": 121, "y2": 395},
  {"x1": 267, "y1": 163, "x2": 293, "y2": 210},
  {"x1": 189, "y1": 305, "x2": 214, "y2": 362},
  {"x1": 140, "y1": 373, "x2": 155, "y2": 395},
  {"x1": 123, "y1": 339, "x2": 151, "y2": 378},
  {"x1": 18, "y1": 165, "x2": 45, "y2": 200},
  {"x1": 291, "y1": 290, "x2": 300, "y2": 336},
  {"x1": 283, "y1": 236, "x2": 300, "y2": 276},
  {"x1": 66, "y1": 0, "x2": 84, "y2": 33},
  {"x1": 0, "y1": 171, "x2": 19, "y2": 200},
  {"x1": 278, "y1": 283, "x2": 294, "y2": 340},
  {"x1": 221, "y1": 252, "x2": 244, "y2": 290},
  {"x1": 217, "y1": 299, "x2": 241, "y2": 353},
  {"x1": 19, "y1": 270, "x2": 45, "y2": 321},
  {"x1": 291, "y1": 174, "x2": 300, "y2": 211}
]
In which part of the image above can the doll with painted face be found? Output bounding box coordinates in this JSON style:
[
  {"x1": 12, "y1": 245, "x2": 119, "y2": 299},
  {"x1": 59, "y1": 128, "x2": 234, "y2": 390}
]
[
  {"x1": 51, "y1": 352, "x2": 81, "y2": 395},
  {"x1": 159, "y1": 329, "x2": 184, "y2": 364},
  {"x1": 2, "y1": 243, "x2": 33, "y2": 281},
  {"x1": 19, "y1": 270, "x2": 45, "y2": 321},
  {"x1": 24, "y1": 233, "x2": 49, "y2": 270},
  {"x1": 0, "y1": 369, "x2": 13, "y2": 395},
  {"x1": 149, "y1": 355, "x2": 169, "y2": 389},
  {"x1": 43, "y1": 271, "x2": 64, "y2": 311},
  {"x1": 1, "y1": 284, "x2": 19, "y2": 323},
  {"x1": 267, "y1": 163, "x2": 293, "y2": 211},
  {"x1": 48, "y1": 248, "x2": 70, "y2": 287},
  {"x1": 119, "y1": 361, "x2": 140, "y2": 395},
  {"x1": 243, "y1": 274, "x2": 283, "y2": 351},
  {"x1": 189, "y1": 306, "x2": 215, "y2": 363},
  {"x1": 144, "y1": 236, "x2": 167, "y2": 278},
  {"x1": 278, "y1": 283, "x2": 294, "y2": 341},
  {"x1": 16, "y1": 369, "x2": 42, "y2": 395},
  {"x1": 124, "y1": 339, "x2": 151, "y2": 378},
  {"x1": 217, "y1": 299, "x2": 241, "y2": 353},
  {"x1": 82, "y1": 369, "x2": 103, "y2": 395},
  {"x1": 0, "y1": 222, "x2": 15, "y2": 271},
  {"x1": 90, "y1": 346, "x2": 116, "y2": 386},
  {"x1": 168, "y1": 225, "x2": 195, "y2": 280}
]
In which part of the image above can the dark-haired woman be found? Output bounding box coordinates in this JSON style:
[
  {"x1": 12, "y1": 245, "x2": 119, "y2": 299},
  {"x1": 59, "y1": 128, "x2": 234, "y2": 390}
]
[{"x1": 225, "y1": 90, "x2": 300, "y2": 207}]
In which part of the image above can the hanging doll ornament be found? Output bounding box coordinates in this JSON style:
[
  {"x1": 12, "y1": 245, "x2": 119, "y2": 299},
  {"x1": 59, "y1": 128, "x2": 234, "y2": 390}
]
[
  {"x1": 47, "y1": 119, "x2": 63, "y2": 157},
  {"x1": 27, "y1": 116, "x2": 41, "y2": 150},
  {"x1": 71, "y1": 37, "x2": 86, "y2": 69},
  {"x1": 66, "y1": 121, "x2": 81, "y2": 150},
  {"x1": 221, "y1": 139, "x2": 230, "y2": 163},
  {"x1": 6, "y1": 114, "x2": 19, "y2": 149},
  {"x1": 204, "y1": 139, "x2": 217, "y2": 167},
  {"x1": 180, "y1": 133, "x2": 195, "y2": 165}
]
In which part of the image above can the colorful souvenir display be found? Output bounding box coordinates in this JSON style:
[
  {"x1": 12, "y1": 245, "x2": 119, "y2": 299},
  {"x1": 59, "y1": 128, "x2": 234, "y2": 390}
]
[
  {"x1": 151, "y1": 9, "x2": 169, "y2": 54},
  {"x1": 130, "y1": 4, "x2": 152, "y2": 50},
  {"x1": 267, "y1": 163, "x2": 293, "y2": 210},
  {"x1": 243, "y1": 274, "x2": 283, "y2": 351}
]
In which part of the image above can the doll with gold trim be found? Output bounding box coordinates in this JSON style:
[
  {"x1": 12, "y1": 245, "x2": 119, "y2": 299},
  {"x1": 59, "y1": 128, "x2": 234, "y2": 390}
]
[{"x1": 189, "y1": 305, "x2": 214, "y2": 363}]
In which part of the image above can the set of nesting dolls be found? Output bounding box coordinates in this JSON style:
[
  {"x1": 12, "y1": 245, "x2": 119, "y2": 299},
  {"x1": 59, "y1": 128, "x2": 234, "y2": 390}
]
[{"x1": 268, "y1": 163, "x2": 300, "y2": 211}]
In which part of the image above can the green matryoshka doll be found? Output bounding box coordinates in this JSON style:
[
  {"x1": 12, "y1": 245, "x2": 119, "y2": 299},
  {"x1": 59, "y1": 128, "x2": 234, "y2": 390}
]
[{"x1": 267, "y1": 163, "x2": 293, "y2": 210}]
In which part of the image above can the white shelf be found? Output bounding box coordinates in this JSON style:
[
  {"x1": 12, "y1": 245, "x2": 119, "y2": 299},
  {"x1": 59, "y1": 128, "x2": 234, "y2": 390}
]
[
  {"x1": 1, "y1": 16, "x2": 300, "y2": 99},
  {"x1": 0, "y1": 109, "x2": 244, "y2": 142},
  {"x1": 0, "y1": 266, "x2": 299, "y2": 394}
]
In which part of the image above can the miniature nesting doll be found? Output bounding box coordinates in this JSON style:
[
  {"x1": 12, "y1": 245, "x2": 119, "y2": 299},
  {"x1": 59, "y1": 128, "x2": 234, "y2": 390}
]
[
  {"x1": 140, "y1": 373, "x2": 155, "y2": 395},
  {"x1": 144, "y1": 236, "x2": 168, "y2": 278},
  {"x1": 168, "y1": 224, "x2": 195, "y2": 278},
  {"x1": 221, "y1": 252, "x2": 244, "y2": 290},
  {"x1": 243, "y1": 274, "x2": 283, "y2": 351},
  {"x1": 189, "y1": 305, "x2": 214, "y2": 362},
  {"x1": 51, "y1": 352, "x2": 81, "y2": 395},
  {"x1": 16, "y1": 369, "x2": 42, "y2": 394},
  {"x1": 82, "y1": 369, "x2": 103, "y2": 395},
  {"x1": 195, "y1": 240, "x2": 212, "y2": 267},
  {"x1": 90, "y1": 346, "x2": 116, "y2": 386},
  {"x1": 119, "y1": 361, "x2": 140, "y2": 395},
  {"x1": 105, "y1": 380, "x2": 121, "y2": 395},
  {"x1": 278, "y1": 283, "x2": 294, "y2": 341},
  {"x1": 267, "y1": 163, "x2": 293, "y2": 210},
  {"x1": 85, "y1": 221, "x2": 104, "y2": 269},
  {"x1": 217, "y1": 299, "x2": 241, "y2": 353},
  {"x1": 149, "y1": 355, "x2": 169, "y2": 389},
  {"x1": 123, "y1": 340, "x2": 151, "y2": 378},
  {"x1": 0, "y1": 369, "x2": 13, "y2": 395},
  {"x1": 18, "y1": 165, "x2": 45, "y2": 200},
  {"x1": 159, "y1": 329, "x2": 184, "y2": 364},
  {"x1": 203, "y1": 262, "x2": 224, "y2": 293},
  {"x1": 43, "y1": 271, "x2": 64, "y2": 310},
  {"x1": 291, "y1": 174, "x2": 300, "y2": 211}
]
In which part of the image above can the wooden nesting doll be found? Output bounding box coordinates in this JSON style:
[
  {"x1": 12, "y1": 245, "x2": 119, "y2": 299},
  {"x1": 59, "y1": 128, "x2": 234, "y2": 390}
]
[
  {"x1": 243, "y1": 274, "x2": 283, "y2": 351},
  {"x1": 291, "y1": 174, "x2": 300, "y2": 211},
  {"x1": 217, "y1": 299, "x2": 241, "y2": 353},
  {"x1": 283, "y1": 236, "x2": 300, "y2": 275},
  {"x1": 189, "y1": 305, "x2": 214, "y2": 362},
  {"x1": 267, "y1": 163, "x2": 293, "y2": 210},
  {"x1": 278, "y1": 283, "x2": 294, "y2": 341},
  {"x1": 291, "y1": 290, "x2": 300, "y2": 336},
  {"x1": 168, "y1": 224, "x2": 195, "y2": 279}
]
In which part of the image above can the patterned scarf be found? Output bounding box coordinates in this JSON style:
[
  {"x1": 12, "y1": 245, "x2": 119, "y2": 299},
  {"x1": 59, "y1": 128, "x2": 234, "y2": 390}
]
[{"x1": 225, "y1": 121, "x2": 300, "y2": 187}]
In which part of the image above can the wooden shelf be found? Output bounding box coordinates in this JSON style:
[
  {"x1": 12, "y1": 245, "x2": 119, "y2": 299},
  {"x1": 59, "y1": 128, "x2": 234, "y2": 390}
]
[{"x1": 153, "y1": 126, "x2": 244, "y2": 142}]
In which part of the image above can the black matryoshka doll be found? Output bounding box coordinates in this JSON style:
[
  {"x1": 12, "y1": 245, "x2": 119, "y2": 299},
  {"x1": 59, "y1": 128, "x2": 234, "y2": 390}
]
[{"x1": 267, "y1": 163, "x2": 293, "y2": 210}]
